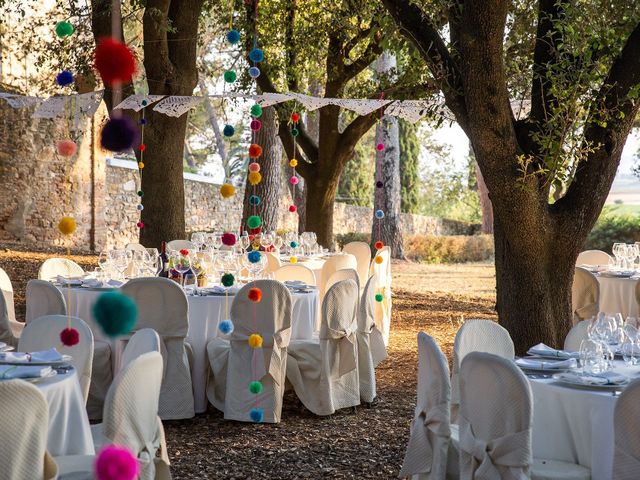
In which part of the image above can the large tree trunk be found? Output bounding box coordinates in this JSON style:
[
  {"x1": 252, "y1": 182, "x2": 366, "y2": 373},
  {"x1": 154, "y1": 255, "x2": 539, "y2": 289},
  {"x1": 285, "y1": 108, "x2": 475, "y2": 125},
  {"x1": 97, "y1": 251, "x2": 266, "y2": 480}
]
[
  {"x1": 304, "y1": 172, "x2": 339, "y2": 249},
  {"x1": 476, "y1": 163, "x2": 494, "y2": 234},
  {"x1": 241, "y1": 106, "x2": 282, "y2": 232}
]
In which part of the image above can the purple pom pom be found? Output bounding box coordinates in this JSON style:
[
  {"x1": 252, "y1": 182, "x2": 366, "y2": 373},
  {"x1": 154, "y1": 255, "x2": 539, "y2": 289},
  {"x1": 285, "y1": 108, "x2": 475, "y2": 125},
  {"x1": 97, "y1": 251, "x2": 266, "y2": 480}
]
[
  {"x1": 101, "y1": 117, "x2": 139, "y2": 152},
  {"x1": 56, "y1": 70, "x2": 74, "y2": 86}
]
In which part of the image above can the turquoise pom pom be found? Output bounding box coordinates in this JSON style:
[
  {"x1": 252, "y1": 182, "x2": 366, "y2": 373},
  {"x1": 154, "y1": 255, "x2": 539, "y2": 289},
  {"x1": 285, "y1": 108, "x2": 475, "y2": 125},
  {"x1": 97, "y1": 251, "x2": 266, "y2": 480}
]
[
  {"x1": 248, "y1": 250, "x2": 261, "y2": 263},
  {"x1": 93, "y1": 291, "x2": 137, "y2": 338},
  {"x1": 249, "y1": 195, "x2": 261, "y2": 206},
  {"x1": 223, "y1": 125, "x2": 235, "y2": 137},
  {"x1": 250, "y1": 407, "x2": 264, "y2": 423},
  {"x1": 290, "y1": 241, "x2": 298, "y2": 248}
]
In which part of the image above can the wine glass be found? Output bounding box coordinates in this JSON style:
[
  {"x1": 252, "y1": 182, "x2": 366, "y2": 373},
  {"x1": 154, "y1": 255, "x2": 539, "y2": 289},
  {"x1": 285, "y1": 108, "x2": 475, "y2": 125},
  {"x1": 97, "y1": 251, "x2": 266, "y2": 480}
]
[
  {"x1": 261, "y1": 231, "x2": 274, "y2": 250},
  {"x1": 109, "y1": 250, "x2": 129, "y2": 281},
  {"x1": 170, "y1": 251, "x2": 192, "y2": 285},
  {"x1": 273, "y1": 235, "x2": 284, "y2": 253},
  {"x1": 612, "y1": 243, "x2": 625, "y2": 269},
  {"x1": 580, "y1": 338, "x2": 604, "y2": 374},
  {"x1": 97, "y1": 251, "x2": 111, "y2": 277},
  {"x1": 191, "y1": 232, "x2": 206, "y2": 251},
  {"x1": 621, "y1": 340, "x2": 639, "y2": 366}
]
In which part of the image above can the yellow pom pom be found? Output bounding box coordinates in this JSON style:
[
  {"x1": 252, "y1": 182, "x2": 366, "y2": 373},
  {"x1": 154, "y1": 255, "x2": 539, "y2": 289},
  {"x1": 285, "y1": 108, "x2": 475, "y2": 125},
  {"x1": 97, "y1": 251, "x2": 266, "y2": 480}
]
[
  {"x1": 289, "y1": 158, "x2": 298, "y2": 168},
  {"x1": 58, "y1": 216, "x2": 77, "y2": 235},
  {"x1": 290, "y1": 256, "x2": 298, "y2": 264},
  {"x1": 248, "y1": 333, "x2": 263, "y2": 348},
  {"x1": 248, "y1": 171, "x2": 262, "y2": 186},
  {"x1": 220, "y1": 183, "x2": 236, "y2": 198},
  {"x1": 138, "y1": 162, "x2": 144, "y2": 169},
  {"x1": 375, "y1": 255, "x2": 383, "y2": 264}
]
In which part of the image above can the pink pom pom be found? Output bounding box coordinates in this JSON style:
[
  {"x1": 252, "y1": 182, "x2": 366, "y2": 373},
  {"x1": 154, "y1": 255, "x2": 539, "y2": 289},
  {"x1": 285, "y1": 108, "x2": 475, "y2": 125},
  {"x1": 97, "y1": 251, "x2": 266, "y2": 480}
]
[
  {"x1": 290, "y1": 176, "x2": 299, "y2": 185},
  {"x1": 376, "y1": 143, "x2": 385, "y2": 151},
  {"x1": 221, "y1": 232, "x2": 236, "y2": 246},
  {"x1": 248, "y1": 162, "x2": 261, "y2": 172},
  {"x1": 250, "y1": 119, "x2": 262, "y2": 131},
  {"x1": 289, "y1": 205, "x2": 297, "y2": 213},
  {"x1": 136, "y1": 221, "x2": 144, "y2": 229},
  {"x1": 95, "y1": 445, "x2": 139, "y2": 480},
  {"x1": 56, "y1": 139, "x2": 77, "y2": 157}
]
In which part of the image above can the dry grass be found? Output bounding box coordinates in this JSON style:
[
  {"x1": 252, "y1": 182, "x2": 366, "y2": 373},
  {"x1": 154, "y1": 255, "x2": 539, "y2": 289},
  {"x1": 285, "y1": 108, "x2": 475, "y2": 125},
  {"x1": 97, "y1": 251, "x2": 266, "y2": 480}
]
[{"x1": 0, "y1": 245, "x2": 497, "y2": 479}]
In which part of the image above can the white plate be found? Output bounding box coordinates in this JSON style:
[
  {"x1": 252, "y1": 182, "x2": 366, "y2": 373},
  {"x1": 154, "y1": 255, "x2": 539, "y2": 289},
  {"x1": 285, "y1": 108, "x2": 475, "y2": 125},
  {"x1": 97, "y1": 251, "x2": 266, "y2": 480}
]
[
  {"x1": 598, "y1": 271, "x2": 635, "y2": 278},
  {"x1": 0, "y1": 346, "x2": 15, "y2": 353},
  {"x1": 552, "y1": 373, "x2": 629, "y2": 391},
  {"x1": 0, "y1": 354, "x2": 72, "y2": 366}
]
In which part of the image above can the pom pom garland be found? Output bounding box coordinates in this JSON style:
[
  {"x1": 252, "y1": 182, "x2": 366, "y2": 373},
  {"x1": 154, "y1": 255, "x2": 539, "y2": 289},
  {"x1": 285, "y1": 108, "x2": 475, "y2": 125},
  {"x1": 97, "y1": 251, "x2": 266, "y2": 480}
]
[
  {"x1": 56, "y1": 70, "x2": 74, "y2": 86},
  {"x1": 248, "y1": 250, "x2": 262, "y2": 263},
  {"x1": 247, "y1": 215, "x2": 262, "y2": 229},
  {"x1": 375, "y1": 210, "x2": 385, "y2": 219},
  {"x1": 290, "y1": 176, "x2": 299, "y2": 185},
  {"x1": 291, "y1": 128, "x2": 299, "y2": 137},
  {"x1": 223, "y1": 70, "x2": 237, "y2": 83},
  {"x1": 249, "y1": 144, "x2": 263, "y2": 159},
  {"x1": 223, "y1": 125, "x2": 235, "y2": 137},
  {"x1": 376, "y1": 143, "x2": 385, "y2": 151},
  {"x1": 248, "y1": 162, "x2": 261, "y2": 172},
  {"x1": 219, "y1": 319, "x2": 234, "y2": 335},
  {"x1": 138, "y1": 162, "x2": 144, "y2": 169},
  {"x1": 291, "y1": 112, "x2": 299, "y2": 122},
  {"x1": 250, "y1": 104, "x2": 263, "y2": 118},
  {"x1": 248, "y1": 333, "x2": 263, "y2": 348},
  {"x1": 220, "y1": 183, "x2": 236, "y2": 198},
  {"x1": 58, "y1": 216, "x2": 77, "y2": 235},
  {"x1": 248, "y1": 66, "x2": 261, "y2": 78},
  {"x1": 60, "y1": 327, "x2": 80, "y2": 347},
  {"x1": 221, "y1": 273, "x2": 235, "y2": 287},
  {"x1": 374, "y1": 241, "x2": 384, "y2": 250},
  {"x1": 93, "y1": 291, "x2": 138, "y2": 338},
  {"x1": 290, "y1": 256, "x2": 298, "y2": 264},
  {"x1": 55, "y1": 21, "x2": 74, "y2": 38},
  {"x1": 226, "y1": 29, "x2": 241, "y2": 44},
  {"x1": 139, "y1": 143, "x2": 146, "y2": 152},
  {"x1": 249, "y1": 195, "x2": 261, "y2": 206},
  {"x1": 289, "y1": 205, "x2": 297, "y2": 213},
  {"x1": 248, "y1": 287, "x2": 263, "y2": 303},
  {"x1": 95, "y1": 444, "x2": 139, "y2": 480},
  {"x1": 221, "y1": 232, "x2": 237, "y2": 246},
  {"x1": 249, "y1": 381, "x2": 263, "y2": 394},
  {"x1": 136, "y1": 204, "x2": 144, "y2": 211},
  {"x1": 250, "y1": 119, "x2": 262, "y2": 131},
  {"x1": 376, "y1": 181, "x2": 384, "y2": 188},
  {"x1": 249, "y1": 48, "x2": 264, "y2": 63},
  {"x1": 248, "y1": 171, "x2": 262, "y2": 186},
  {"x1": 250, "y1": 407, "x2": 264, "y2": 423},
  {"x1": 136, "y1": 221, "x2": 144, "y2": 229},
  {"x1": 289, "y1": 159, "x2": 298, "y2": 168},
  {"x1": 56, "y1": 139, "x2": 77, "y2": 157},
  {"x1": 94, "y1": 38, "x2": 137, "y2": 86},
  {"x1": 101, "y1": 117, "x2": 139, "y2": 152},
  {"x1": 137, "y1": 190, "x2": 144, "y2": 197},
  {"x1": 375, "y1": 293, "x2": 384, "y2": 302},
  {"x1": 375, "y1": 255, "x2": 383, "y2": 265}
]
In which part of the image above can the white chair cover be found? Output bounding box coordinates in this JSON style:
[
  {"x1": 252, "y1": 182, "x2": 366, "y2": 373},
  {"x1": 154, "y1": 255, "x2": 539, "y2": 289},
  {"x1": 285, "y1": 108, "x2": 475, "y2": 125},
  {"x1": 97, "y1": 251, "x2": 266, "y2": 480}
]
[
  {"x1": 451, "y1": 320, "x2": 514, "y2": 421},
  {"x1": 264, "y1": 252, "x2": 282, "y2": 274},
  {"x1": 0, "y1": 266, "x2": 16, "y2": 323},
  {"x1": 326, "y1": 268, "x2": 360, "y2": 297},
  {"x1": 87, "y1": 340, "x2": 113, "y2": 421},
  {"x1": 121, "y1": 328, "x2": 161, "y2": 369},
  {"x1": 343, "y1": 241, "x2": 372, "y2": 287},
  {"x1": 572, "y1": 267, "x2": 599, "y2": 324},
  {"x1": 37, "y1": 258, "x2": 84, "y2": 282},
  {"x1": 121, "y1": 278, "x2": 194, "y2": 420},
  {"x1": 207, "y1": 280, "x2": 292, "y2": 423},
  {"x1": 576, "y1": 250, "x2": 612, "y2": 266},
  {"x1": 286, "y1": 279, "x2": 360, "y2": 415},
  {"x1": 273, "y1": 264, "x2": 317, "y2": 285},
  {"x1": 166, "y1": 240, "x2": 196, "y2": 252},
  {"x1": 356, "y1": 275, "x2": 387, "y2": 403},
  {"x1": 0, "y1": 286, "x2": 19, "y2": 348},
  {"x1": 370, "y1": 246, "x2": 392, "y2": 346},
  {"x1": 319, "y1": 253, "x2": 358, "y2": 301},
  {"x1": 0, "y1": 380, "x2": 58, "y2": 480},
  {"x1": 613, "y1": 379, "x2": 640, "y2": 479},
  {"x1": 26, "y1": 280, "x2": 67, "y2": 323},
  {"x1": 399, "y1": 332, "x2": 451, "y2": 479},
  {"x1": 564, "y1": 320, "x2": 590, "y2": 352},
  {"x1": 459, "y1": 352, "x2": 532, "y2": 480},
  {"x1": 125, "y1": 242, "x2": 147, "y2": 252},
  {"x1": 18, "y1": 315, "x2": 94, "y2": 404}
]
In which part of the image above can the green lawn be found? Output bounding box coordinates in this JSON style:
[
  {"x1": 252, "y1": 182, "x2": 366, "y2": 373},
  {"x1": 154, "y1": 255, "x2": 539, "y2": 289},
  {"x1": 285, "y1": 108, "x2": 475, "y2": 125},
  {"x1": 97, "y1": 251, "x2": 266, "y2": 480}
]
[{"x1": 603, "y1": 203, "x2": 640, "y2": 216}]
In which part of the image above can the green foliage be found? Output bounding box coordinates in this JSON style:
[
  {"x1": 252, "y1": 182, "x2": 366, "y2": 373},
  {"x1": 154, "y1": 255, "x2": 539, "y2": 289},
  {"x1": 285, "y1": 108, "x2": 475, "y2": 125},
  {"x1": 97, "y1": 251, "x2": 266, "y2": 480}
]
[
  {"x1": 404, "y1": 234, "x2": 494, "y2": 264},
  {"x1": 337, "y1": 128, "x2": 374, "y2": 207},
  {"x1": 399, "y1": 119, "x2": 420, "y2": 213},
  {"x1": 335, "y1": 232, "x2": 371, "y2": 249},
  {"x1": 585, "y1": 206, "x2": 640, "y2": 252}
]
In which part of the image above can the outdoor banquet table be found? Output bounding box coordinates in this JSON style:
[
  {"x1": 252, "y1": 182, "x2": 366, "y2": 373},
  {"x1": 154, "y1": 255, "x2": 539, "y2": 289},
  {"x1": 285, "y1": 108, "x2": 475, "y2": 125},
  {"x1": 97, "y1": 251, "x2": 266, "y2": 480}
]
[
  {"x1": 281, "y1": 255, "x2": 326, "y2": 285},
  {"x1": 58, "y1": 284, "x2": 319, "y2": 413},
  {"x1": 37, "y1": 368, "x2": 95, "y2": 456},
  {"x1": 596, "y1": 274, "x2": 640, "y2": 318}
]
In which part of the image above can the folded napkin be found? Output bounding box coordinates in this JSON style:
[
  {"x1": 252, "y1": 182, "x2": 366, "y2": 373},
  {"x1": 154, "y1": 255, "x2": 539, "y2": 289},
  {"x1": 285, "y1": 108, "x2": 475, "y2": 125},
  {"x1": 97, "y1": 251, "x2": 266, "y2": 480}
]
[
  {"x1": 527, "y1": 343, "x2": 579, "y2": 359},
  {"x1": 284, "y1": 280, "x2": 306, "y2": 286},
  {"x1": 0, "y1": 365, "x2": 52, "y2": 379},
  {"x1": 82, "y1": 278, "x2": 103, "y2": 288},
  {"x1": 107, "y1": 279, "x2": 123, "y2": 287},
  {"x1": 200, "y1": 286, "x2": 239, "y2": 295},
  {"x1": 556, "y1": 371, "x2": 628, "y2": 386},
  {"x1": 516, "y1": 358, "x2": 577, "y2": 370},
  {"x1": 56, "y1": 275, "x2": 84, "y2": 285},
  {"x1": 0, "y1": 348, "x2": 63, "y2": 363}
]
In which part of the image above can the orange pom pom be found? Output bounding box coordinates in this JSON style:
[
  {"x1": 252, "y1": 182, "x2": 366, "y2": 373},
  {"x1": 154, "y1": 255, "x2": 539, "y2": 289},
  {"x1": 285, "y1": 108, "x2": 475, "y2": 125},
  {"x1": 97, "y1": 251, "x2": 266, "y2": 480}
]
[
  {"x1": 375, "y1": 255, "x2": 383, "y2": 264},
  {"x1": 248, "y1": 143, "x2": 263, "y2": 159},
  {"x1": 220, "y1": 183, "x2": 236, "y2": 198},
  {"x1": 248, "y1": 287, "x2": 262, "y2": 302},
  {"x1": 56, "y1": 139, "x2": 77, "y2": 157},
  {"x1": 248, "y1": 333, "x2": 263, "y2": 348}
]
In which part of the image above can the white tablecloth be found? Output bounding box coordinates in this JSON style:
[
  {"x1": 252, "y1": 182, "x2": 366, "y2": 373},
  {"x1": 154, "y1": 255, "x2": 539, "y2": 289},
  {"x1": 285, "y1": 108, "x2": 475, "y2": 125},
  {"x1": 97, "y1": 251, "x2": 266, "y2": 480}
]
[
  {"x1": 38, "y1": 369, "x2": 94, "y2": 456},
  {"x1": 281, "y1": 256, "x2": 326, "y2": 285},
  {"x1": 58, "y1": 285, "x2": 318, "y2": 413},
  {"x1": 597, "y1": 275, "x2": 640, "y2": 318}
]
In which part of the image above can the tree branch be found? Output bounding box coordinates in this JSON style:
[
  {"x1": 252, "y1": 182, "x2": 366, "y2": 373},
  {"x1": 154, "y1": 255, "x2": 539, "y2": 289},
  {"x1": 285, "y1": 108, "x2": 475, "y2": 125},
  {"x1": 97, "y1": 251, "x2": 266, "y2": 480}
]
[
  {"x1": 337, "y1": 111, "x2": 378, "y2": 161},
  {"x1": 342, "y1": 31, "x2": 384, "y2": 81}
]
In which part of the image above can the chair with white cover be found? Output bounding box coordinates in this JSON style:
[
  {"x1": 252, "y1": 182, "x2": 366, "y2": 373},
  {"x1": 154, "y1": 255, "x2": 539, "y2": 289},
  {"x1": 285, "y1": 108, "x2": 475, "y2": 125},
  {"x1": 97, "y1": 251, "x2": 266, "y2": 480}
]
[
  {"x1": 125, "y1": 242, "x2": 147, "y2": 252},
  {"x1": 356, "y1": 275, "x2": 387, "y2": 404},
  {"x1": 459, "y1": 352, "x2": 591, "y2": 480},
  {"x1": 166, "y1": 239, "x2": 196, "y2": 252},
  {"x1": 121, "y1": 277, "x2": 194, "y2": 419},
  {"x1": 613, "y1": 378, "x2": 640, "y2": 479},
  {"x1": 400, "y1": 333, "x2": 456, "y2": 480},
  {"x1": 0, "y1": 286, "x2": 20, "y2": 347},
  {"x1": 273, "y1": 264, "x2": 317, "y2": 286},
  {"x1": 25, "y1": 279, "x2": 67, "y2": 323},
  {"x1": 287, "y1": 279, "x2": 360, "y2": 415},
  {"x1": 325, "y1": 268, "x2": 360, "y2": 297},
  {"x1": 18, "y1": 315, "x2": 94, "y2": 404},
  {"x1": 121, "y1": 328, "x2": 161, "y2": 369},
  {"x1": 0, "y1": 380, "x2": 58, "y2": 480},
  {"x1": 369, "y1": 246, "x2": 392, "y2": 345},
  {"x1": 319, "y1": 253, "x2": 358, "y2": 301},
  {"x1": 576, "y1": 249, "x2": 612, "y2": 266},
  {"x1": 564, "y1": 319, "x2": 590, "y2": 352},
  {"x1": 343, "y1": 241, "x2": 372, "y2": 287},
  {"x1": 57, "y1": 351, "x2": 170, "y2": 480},
  {"x1": 207, "y1": 280, "x2": 292, "y2": 423},
  {"x1": 450, "y1": 319, "x2": 514, "y2": 422},
  {"x1": 37, "y1": 258, "x2": 84, "y2": 282},
  {"x1": 0, "y1": 266, "x2": 17, "y2": 323},
  {"x1": 572, "y1": 267, "x2": 599, "y2": 325},
  {"x1": 265, "y1": 252, "x2": 282, "y2": 274}
]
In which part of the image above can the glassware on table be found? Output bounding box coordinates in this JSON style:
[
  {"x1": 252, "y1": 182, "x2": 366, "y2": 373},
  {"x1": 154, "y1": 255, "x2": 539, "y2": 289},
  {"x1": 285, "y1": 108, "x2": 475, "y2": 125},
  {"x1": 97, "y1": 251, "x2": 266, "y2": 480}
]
[
  {"x1": 612, "y1": 243, "x2": 625, "y2": 269},
  {"x1": 273, "y1": 235, "x2": 284, "y2": 252},
  {"x1": 579, "y1": 338, "x2": 605, "y2": 374},
  {"x1": 109, "y1": 249, "x2": 130, "y2": 281},
  {"x1": 621, "y1": 340, "x2": 639, "y2": 366},
  {"x1": 183, "y1": 273, "x2": 197, "y2": 294},
  {"x1": 169, "y1": 251, "x2": 192, "y2": 285},
  {"x1": 261, "y1": 231, "x2": 275, "y2": 251}
]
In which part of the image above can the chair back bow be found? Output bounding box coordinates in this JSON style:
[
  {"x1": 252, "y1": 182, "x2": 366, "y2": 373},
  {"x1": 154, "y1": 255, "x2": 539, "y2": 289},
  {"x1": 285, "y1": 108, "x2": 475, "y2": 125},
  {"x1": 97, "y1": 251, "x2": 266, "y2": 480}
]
[
  {"x1": 321, "y1": 324, "x2": 357, "y2": 378},
  {"x1": 232, "y1": 326, "x2": 292, "y2": 386}
]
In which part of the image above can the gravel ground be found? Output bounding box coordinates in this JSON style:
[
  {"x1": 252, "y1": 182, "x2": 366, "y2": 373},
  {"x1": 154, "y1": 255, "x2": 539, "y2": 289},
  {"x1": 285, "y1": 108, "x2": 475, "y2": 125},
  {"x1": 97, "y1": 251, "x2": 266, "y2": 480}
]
[{"x1": 0, "y1": 244, "x2": 496, "y2": 479}]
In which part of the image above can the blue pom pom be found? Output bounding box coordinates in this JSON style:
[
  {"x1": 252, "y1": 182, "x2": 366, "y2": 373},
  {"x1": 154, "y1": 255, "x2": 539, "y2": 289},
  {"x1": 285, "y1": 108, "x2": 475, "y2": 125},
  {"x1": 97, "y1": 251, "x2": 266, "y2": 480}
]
[
  {"x1": 56, "y1": 70, "x2": 74, "y2": 86},
  {"x1": 248, "y1": 66, "x2": 261, "y2": 78},
  {"x1": 226, "y1": 29, "x2": 240, "y2": 44},
  {"x1": 375, "y1": 209, "x2": 385, "y2": 219},
  {"x1": 250, "y1": 407, "x2": 264, "y2": 423},
  {"x1": 136, "y1": 204, "x2": 144, "y2": 211},
  {"x1": 139, "y1": 118, "x2": 147, "y2": 125},
  {"x1": 219, "y1": 319, "x2": 234, "y2": 335},
  {"x1": 249, "y1": 48, "x2": 264, "y2": 63},
  {"x1": 92, "y1": 291, "x2": 138, "y2": 338},
  {"x1": 249, "y1": 195, "x2": 261, "y2": 206},
  {"x1": 101, "y1": 117, "x2": 139, "y2": 152},
  {"x1": 223, "y1": 125, "x2": 235, "y2": 137},
  {"x1": 248, "y1": 250, "x2": 261, "y2": 263}
]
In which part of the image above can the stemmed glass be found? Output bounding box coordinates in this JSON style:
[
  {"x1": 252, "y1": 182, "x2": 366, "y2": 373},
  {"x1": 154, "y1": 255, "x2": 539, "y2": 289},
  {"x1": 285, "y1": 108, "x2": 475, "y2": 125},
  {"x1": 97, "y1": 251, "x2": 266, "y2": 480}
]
[
  {"x1": 261, "y1": 231, "x2": 274, "y2": 251},
  {"x1": 170, "y1": 251, "x2": 192, "y2": 285},
  {"x1": 191, "y1": 232, "x2": 206, "y2": 251},
  {"x1": 579, "y1": 338, "x2": 605, "y2": 374},
  {"x1": 273, "y1": 235, "x2": 284, "y2": 253},
  {"x1": 97, "y1": 251, "x2": 111, "y2": 278},
  {"x1": 612, "y1": 243, "x2": 625, "y2": 269},
  {"x1": 109, "y1": 250, "x2": 130, "y2": 281}
]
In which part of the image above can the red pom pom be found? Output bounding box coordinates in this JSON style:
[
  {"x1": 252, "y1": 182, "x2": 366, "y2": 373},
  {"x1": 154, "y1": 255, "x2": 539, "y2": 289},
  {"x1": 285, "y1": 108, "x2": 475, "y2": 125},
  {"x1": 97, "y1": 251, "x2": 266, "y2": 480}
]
[
  {"x1": 139, "y1": 143, "x2": 146, "y2": 151},
  {"x1": 60, "y1": 327, "x2": 80, "y2": 347},
  {"x1": 179, "y1": 249, "x2": 189, "y2": 256},
  {"x1": 221, "y1": 232, "x2": 236, "y2": 246},
  {"x1": 94, "y1": 38, "x2": 137, "y2": 86},
  {"x1": 289, "y1": 205, "x2": 297, "y2": 213},
  {"x1": 267, "y1": 245, "x2": 275, "y2": 252},
  {"x1": 248, "y1": 143, "x2": 263, "y2": 159},
  {"x1": 248, "y1": 287, "x2": 262, "y2": 302},
  {"x1": 95, "y1": 444, "x2": 139, "y2": 480},
  {"x1": 56, "y1": 139, "x2": 77, "y2": 157},
  {"x1": 374, "y1": 241, "x2": 384, "y2": 250},
  {"x1": 291, "y1": 112, "x2": 299, "y2": 122},
  {"x1": 376, "y1": 143, "x2": 385, "y2": 151},
  {"x1": 136, "y1": 221, "x2": 144, "y2": 229}
]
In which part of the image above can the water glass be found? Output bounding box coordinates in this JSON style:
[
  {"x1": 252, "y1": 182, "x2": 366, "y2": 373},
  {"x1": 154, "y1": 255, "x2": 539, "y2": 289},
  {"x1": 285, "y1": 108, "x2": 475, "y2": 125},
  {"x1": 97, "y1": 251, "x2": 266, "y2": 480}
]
[
  {"x1": 621, "y1": 341, "x2": 639, "y2": 366},
  {"x1": 580, "y1": 339, "x2": 604, "y2": 374}
]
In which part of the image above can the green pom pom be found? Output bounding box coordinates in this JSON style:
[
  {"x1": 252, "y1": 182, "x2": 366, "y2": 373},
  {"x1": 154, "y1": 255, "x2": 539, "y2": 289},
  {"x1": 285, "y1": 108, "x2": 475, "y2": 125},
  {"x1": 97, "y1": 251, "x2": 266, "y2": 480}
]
[
  {"x1": 250, "y1": 104, "x2": 263, "y2": 118},
  {"x1": 247, "y1": 215, "x2": 262, "y2": 229},
  {"x1": 55, "y1": 21, "x2": 74, "y2": 38},
  {"x1": 291, "y1": 127, "x2": 299, "y2": 137},
  {"x1": 93, "y1": 291, "x2": 138, "y2": 338},
  {"x1": 137, "y1": 190, "x2": 144, "y2": 197},
  {"x1": 221, "y1": 273, "x2": 235, "y2": 287},
  {"x1": 375, "y1": 293, "x2": 384, "y2": 302},
  {"x1": 223, "y1": 70, "x2": 237, "y2": 83},
  {"x1": 249, "y1": 381, "x2": 263, "y2": 394}
]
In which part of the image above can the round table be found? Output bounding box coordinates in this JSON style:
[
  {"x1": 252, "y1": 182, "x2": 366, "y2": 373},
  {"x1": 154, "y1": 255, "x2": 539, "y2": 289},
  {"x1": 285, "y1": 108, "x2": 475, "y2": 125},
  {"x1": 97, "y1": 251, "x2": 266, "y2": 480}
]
[
  {"x1": 596, "y1": 275, "x2": 640, "y2": 318},
  {"x1": 37, "y1": 369, "x2": 94, "y2": 456},
  {"x1": 58, "y1": 284, "x2": 318, "y2": 413}
]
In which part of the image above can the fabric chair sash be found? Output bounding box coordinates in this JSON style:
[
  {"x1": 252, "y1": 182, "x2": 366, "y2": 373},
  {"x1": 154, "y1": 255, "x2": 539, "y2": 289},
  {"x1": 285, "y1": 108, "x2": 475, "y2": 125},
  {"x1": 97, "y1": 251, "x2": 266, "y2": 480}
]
[
  {"x1": 231, "y1": 326, "x2": 292, "y2": 386},
  {"x1": 459, "y1": 419, "x2": 531, "y2": 480},
  {"x1": 137, "y1": 417, "x2": 170, "y2": 480},
  {"x1": 399, "y1": 401, "x2": 451, "y2": 477},
  {"x1": 321, "y1": 324, "x2": 357, "y2": 378}
]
